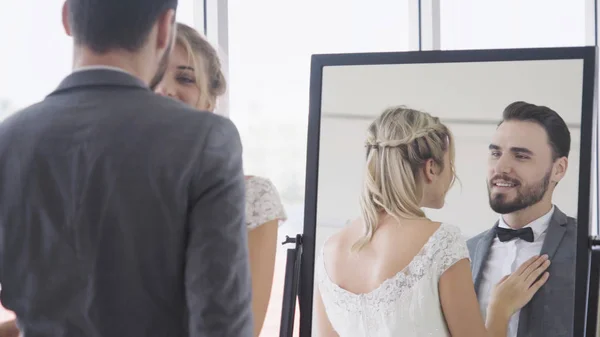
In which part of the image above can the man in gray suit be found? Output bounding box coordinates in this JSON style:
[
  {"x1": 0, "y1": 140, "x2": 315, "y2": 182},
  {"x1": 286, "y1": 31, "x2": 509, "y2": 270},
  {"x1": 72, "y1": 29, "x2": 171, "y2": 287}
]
[
  {"x1": 0, "y1": 1, "x2": 253, "y2": 336},
  {"x1": 467, "y1": 101, "x2": 576, "y2": 337}
]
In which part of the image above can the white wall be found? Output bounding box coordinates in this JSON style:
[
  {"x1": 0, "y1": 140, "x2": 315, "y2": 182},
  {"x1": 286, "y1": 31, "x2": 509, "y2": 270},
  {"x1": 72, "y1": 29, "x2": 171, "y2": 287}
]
[
  {"x1": 320, "y1": 60, "x2": 583, "y2": 124},
  {"x1": 314, "y1": 58, "x2": 585, "y2": 251}
]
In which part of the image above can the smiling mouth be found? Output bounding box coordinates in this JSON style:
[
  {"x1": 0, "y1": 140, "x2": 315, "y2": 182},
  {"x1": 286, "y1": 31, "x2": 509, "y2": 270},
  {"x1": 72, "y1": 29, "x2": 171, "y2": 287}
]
[{"x1": 492, "y1": 180, "x2": 519, "y2": 189}]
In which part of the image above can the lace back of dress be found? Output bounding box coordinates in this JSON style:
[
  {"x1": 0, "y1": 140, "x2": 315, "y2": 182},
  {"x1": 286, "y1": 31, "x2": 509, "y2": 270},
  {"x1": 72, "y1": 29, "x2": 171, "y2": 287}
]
[{"x1": 316, "y1": 223, "x2": 470, "y2": 336}]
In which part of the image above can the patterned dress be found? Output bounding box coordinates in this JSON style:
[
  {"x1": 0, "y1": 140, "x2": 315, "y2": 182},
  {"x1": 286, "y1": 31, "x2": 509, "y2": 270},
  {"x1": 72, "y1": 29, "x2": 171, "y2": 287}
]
[{"x1": 245, "y1": 176, "x2": 287, "y2": 230}]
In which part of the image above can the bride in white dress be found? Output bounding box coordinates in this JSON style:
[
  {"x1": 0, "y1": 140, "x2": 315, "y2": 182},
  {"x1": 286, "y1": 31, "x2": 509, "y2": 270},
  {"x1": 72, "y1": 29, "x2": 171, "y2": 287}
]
[{"x1": 314, "y1": 106, "x2": 550, "y2": 337}]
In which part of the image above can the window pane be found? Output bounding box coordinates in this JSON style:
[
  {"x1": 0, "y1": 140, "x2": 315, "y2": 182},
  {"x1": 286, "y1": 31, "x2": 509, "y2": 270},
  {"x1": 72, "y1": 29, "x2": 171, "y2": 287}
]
[
  {"x1": 0, "y1": 1, "x2": 72, "y2": 121},
  {"x1": 176, "y1": 0, "x2": 197, "y2": 30},
  {"x1": 227, "y1": 1, "x2": 411, "y2": 335},
  {"x1": 440, "y1": 0, "x2": 587, "y2": 50}
]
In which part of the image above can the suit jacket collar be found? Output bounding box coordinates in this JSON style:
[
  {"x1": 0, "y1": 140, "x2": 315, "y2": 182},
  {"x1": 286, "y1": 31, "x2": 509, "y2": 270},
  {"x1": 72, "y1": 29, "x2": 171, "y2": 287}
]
[
  {"x1": 472, "y1": 226, "x2": 496, "y2": 293},
  {"x1": 472, "y1": 206, "x2": 569, "y2": 293},
  {"x1": 471, "y1": 206, "x2": 570, "y2": 337},
  {"x1": 49, "y1": 68, "x2": 149, "y2": 97},
  {"x1": 516, "y1": 207, "x2": 569, "y2": 337},
  {"x1": 474, "y1": 207, "x2": 568, "y2": 268},
  {"x1": 538, "y1": 205, "x2": 568, "y2": 259},
  {"x1": 72, "y1": 65, "x2": 131, "y2": 75}
]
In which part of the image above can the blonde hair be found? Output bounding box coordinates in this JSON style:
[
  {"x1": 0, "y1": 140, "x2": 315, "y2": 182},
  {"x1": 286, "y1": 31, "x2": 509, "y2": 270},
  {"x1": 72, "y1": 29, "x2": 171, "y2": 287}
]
[
  {"x1": 353, "y1": 106, "x2": 457, "y2": 251},
  {"x1": 175, "y1": 23, "x2": 226, "y2": 111}
]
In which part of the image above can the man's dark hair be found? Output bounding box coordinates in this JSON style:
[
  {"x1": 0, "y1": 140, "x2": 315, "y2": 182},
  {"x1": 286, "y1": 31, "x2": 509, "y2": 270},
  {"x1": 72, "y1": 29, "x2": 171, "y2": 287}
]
[
  {"x1": 500, "y1": 101, "x2": 571, "y2": 160},
  {"x1": 67, "y1": 0, "x2": 178, "y2": 53}
]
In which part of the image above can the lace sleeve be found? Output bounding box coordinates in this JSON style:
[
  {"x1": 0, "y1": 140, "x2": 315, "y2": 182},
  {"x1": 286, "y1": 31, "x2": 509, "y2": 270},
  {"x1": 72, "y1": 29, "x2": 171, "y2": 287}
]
[
  {"x1": 434, "y1": 224, "x2": 471, "y2": 278},
  {"x1": 245, "y1": 176, "x2": 288, "y2": 230}
]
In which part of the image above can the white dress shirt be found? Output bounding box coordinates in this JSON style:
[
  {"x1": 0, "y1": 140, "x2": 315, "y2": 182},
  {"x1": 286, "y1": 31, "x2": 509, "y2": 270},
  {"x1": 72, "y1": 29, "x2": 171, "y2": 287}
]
[
  {"x1": 477, "y1": 205, "x2": 555, "y2": 337},
  {"x1": 72, "y1": 65, "x2": 131, "y2": 75}
]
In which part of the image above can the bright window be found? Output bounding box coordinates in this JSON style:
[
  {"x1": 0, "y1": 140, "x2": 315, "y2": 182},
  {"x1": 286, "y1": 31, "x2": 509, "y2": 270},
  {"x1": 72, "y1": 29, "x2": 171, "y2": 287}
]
[
  {"x1": 440, "y1": 0, "x2": 587, "y2": 50},
  {"x1": 0, "y1": 1, "x2": 72, "y2": 121},
  {"x1": 227, "y1": 0, "x2": 412, "y2": 335},
  {"x1": 176, "y1": 0, "x2": 198, "y2": 29}
]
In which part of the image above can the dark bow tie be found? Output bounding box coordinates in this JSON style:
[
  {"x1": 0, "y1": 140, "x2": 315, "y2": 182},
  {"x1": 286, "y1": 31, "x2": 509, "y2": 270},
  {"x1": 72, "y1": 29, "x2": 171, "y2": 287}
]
[{"x1": 495, "y1": 226, "x2": 534, "y2": 243}]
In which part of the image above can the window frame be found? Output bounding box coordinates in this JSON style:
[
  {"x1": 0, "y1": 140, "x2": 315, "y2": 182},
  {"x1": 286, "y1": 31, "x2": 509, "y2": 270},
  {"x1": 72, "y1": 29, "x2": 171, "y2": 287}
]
[{"x1": 196, "y1": 0, "x2": 230, "y2": 117}]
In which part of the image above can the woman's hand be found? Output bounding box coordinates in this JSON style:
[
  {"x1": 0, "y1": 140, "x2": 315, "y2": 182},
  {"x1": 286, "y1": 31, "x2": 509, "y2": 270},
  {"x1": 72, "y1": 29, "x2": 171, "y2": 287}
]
[{"x1": 487, "y1": 255, "x2": 551, "y2": 320}]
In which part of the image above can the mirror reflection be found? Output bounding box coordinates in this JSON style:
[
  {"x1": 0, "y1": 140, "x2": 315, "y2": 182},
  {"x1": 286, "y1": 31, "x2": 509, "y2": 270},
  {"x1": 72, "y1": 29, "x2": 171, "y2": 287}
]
[{"x1": 310, "y1": 58, "x2": 587, "y2": 337}]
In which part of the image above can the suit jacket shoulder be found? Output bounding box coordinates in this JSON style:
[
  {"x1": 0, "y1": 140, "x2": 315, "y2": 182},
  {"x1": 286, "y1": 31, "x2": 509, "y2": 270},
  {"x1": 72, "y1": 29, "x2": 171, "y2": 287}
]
[
  {"x1": 0, "y1": 70, "x2": 252, "y2": 336},
  {"x1": 0, "y1": 81, "x2": 239, "y2": 166},
  {"x1": 466, "y1": 229, "x2": 492, "y2": 258}
]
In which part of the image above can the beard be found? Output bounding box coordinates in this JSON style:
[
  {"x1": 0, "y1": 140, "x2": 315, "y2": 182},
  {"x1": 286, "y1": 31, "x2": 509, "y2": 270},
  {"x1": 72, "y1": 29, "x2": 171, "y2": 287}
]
[
  {"x1": 487, "y1": 169, "x2": 551, "y2": 214},
  {"x1": 149, "y1": 34, "x2": 174, "y2": 91}
]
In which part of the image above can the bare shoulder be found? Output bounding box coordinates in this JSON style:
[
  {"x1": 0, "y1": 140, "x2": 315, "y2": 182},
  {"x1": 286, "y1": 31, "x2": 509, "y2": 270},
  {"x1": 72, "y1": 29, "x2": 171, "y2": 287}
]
[
  {"x1": 322, "y1": 223, "x2": 351, "y2": 254},
  {"x1": 322, "y1": 219, "x2": 361, "y2": 260}
]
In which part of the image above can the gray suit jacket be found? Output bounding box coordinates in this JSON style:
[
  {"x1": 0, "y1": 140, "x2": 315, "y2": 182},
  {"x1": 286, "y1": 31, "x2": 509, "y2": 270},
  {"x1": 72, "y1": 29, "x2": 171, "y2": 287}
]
[
  {"x1": 0, "y1": 69, "x2": 253, "y2": 337},
  {"x1": 467, "y1": 206, "x2": 576, "y2": 337}
]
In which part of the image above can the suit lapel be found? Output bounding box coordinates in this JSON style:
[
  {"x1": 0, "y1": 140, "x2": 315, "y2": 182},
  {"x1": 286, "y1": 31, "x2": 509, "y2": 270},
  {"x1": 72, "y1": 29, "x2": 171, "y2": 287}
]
[
  {"x1": 472, "y1": 223, "x2": 497, "y2": 293},
  {"x1": 517, "y1": 207, "x2": 569, "y2": 337},
  {"x1": 539, "y1": 208, "x2": 568, "y2": 259}
]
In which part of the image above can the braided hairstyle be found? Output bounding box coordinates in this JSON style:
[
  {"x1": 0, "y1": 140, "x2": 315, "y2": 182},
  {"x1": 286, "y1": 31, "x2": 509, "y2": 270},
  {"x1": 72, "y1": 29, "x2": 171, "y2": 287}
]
[{"x1": 353, "y1": 106, "x2": 457, "y2": 251}]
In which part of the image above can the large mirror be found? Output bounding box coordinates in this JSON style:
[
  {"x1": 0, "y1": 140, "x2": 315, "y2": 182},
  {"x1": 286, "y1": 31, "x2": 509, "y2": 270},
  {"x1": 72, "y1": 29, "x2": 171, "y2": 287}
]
[{"x1": 300, "y1": 48, "x2": 595, "y2": 337}]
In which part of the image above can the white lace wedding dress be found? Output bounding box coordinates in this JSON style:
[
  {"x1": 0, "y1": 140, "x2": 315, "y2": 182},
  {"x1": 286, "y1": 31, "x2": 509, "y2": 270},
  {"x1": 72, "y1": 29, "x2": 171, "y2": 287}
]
[
  {"x1": 316, "y1": 223, "x2": 470, "y2": 337},
  {"x1": 244, "y1": 176, "x2": 287, "y2": 230}
]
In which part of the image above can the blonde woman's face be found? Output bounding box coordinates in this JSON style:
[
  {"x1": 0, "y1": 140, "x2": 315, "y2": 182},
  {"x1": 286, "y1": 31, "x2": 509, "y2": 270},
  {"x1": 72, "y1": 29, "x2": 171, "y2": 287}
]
[{"x1": 154, "y1": 43, "x2": 203, "y2": 109}]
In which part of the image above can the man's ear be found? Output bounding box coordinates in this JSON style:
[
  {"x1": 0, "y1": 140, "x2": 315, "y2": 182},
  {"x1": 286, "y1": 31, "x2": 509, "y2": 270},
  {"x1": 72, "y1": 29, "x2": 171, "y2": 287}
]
[
  {"x1": 62, "y1": 1, "x2": 72, "y2": 36},
  {"x1": 156, "y1": 9, "x2": 176, "y2": 51},
  {"x1": 552, "y1": 157, "x2": 568, "y2": 184}
]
